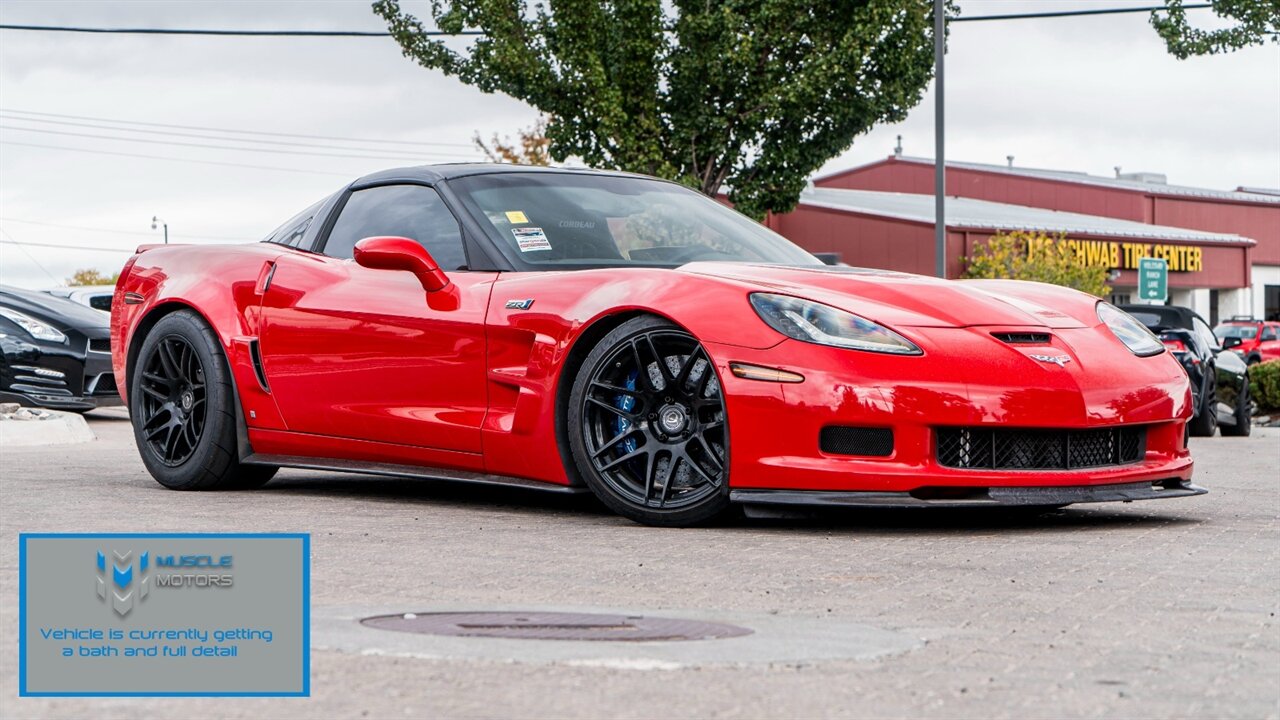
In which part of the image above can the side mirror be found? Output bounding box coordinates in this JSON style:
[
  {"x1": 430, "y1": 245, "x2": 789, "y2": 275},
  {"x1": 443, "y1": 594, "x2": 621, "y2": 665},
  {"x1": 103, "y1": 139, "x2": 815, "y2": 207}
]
[
  {"x1": 1221, "y1": 337, "x2": 1242, "y2": 350},
  {"x1": 353, "y1": 236, "x2": 451, "y2": 292}
]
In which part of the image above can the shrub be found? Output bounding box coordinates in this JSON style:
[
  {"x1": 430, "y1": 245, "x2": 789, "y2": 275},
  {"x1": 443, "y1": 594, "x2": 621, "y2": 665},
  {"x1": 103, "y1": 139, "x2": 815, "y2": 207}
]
[
  {"x1": 962, "y1": 231, "x2": 1112, "y2": 297},
  {"x1": 1249, "y1": 359, "x2": 1280, "y2": 413}
]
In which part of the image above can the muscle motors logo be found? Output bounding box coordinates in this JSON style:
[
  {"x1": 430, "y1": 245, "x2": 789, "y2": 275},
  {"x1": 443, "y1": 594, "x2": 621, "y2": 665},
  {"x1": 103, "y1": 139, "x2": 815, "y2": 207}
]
[
  {"x1": 95, "y1": 550, "x2": 234, "y2": 617},
  {"x1": 96, "y1": 550, "x2": 149, "y2": 616}
]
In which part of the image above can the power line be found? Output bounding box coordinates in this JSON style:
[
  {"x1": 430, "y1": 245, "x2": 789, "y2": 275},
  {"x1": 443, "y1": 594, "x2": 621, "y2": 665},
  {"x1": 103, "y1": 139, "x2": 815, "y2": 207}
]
[
  {"x1": 0, "y1": 217, "x2": 247, "y2": 242},
  {"x1": 0, "y1": 114, "x2": 479, "y2": 156},
  {"x1": 0, "y1": 125, "x2": 479, "y2": 163},
  {"x1": 0, "y1": 140, "x2": 354, "y2": 177},
  {"x1": 0, "y1": 6, "x2": 1213, "y2": 36},
  {"x1": 0, "y1": 24, "x2": 482, "y2": 37},
  {"x1": 953, "y1": 3, "x2": 1211, "y2": 22},
  {"x1": 0, "y1": 237, "x2": 135, "y2": 254},
  {"x1": 0, "y1": 108, "x2": 477, "y2": 149},
  {"x1": 0, "y1": 230, "x2": 67, "y2": 284}
]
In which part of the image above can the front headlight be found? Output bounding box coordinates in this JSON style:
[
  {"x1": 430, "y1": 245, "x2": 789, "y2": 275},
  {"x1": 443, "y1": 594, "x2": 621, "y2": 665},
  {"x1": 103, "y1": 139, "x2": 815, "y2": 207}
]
[
  {"x1": 749, "y1": 293, "x2": 922, "y2": 355},
  {"x1": 0, "y1": 307, "x2": 67, "y2": 343},
  {"x1": 1097, "y1": 302, "x2": 1163, "y2": 357}
]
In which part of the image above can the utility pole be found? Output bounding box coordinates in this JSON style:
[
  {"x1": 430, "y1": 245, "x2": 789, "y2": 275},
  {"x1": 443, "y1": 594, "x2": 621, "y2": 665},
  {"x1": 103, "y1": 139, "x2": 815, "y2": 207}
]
[
  {"x1": 151, "y1": 215, "x2": 168, "y2": 244},
  {"x1": 934, "y1": 0, "x2": 946, "y2": 278}
]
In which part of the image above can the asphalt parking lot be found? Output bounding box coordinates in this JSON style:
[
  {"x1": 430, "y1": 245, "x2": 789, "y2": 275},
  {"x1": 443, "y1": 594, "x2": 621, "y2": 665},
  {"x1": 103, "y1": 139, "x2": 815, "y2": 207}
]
[{"x1": 2, "y1": 408, "x2": 1277, "y2": 719}]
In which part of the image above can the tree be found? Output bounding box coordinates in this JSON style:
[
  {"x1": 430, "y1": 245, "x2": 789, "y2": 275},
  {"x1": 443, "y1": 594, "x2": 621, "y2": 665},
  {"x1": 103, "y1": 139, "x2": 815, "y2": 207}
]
[
  {"x1": 373, "y1": 0, "x2": 945, "y2": 218},
  {"x1": 67, "y1": 268, "x2": 120, "y2": 286},
  {"x1": 1151, "y1": 0, "x2": 1279, "y2": 59},
  {"x1": 474, "y1": 116, "x2": 553, "y2": 165},
  {"x1": 961, "y1": 231, "x2": 1112, "y2": 298}
]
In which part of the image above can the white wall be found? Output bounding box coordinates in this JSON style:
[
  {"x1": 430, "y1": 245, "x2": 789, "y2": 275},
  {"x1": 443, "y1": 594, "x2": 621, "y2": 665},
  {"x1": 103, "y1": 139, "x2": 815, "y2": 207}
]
[{"x1": 1252, "y1": 264, "x2": 1280, "y2": 320}]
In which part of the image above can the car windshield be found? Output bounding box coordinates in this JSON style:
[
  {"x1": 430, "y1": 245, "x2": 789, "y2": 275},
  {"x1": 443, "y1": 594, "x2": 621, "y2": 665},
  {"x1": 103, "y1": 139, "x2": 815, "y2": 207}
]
[
  {"x1": 1214, "y1": 324, "x2": 1257, "y2": 340},
  {"x1": 446, "y1": 172, "x2": 822, "y2": 269}
]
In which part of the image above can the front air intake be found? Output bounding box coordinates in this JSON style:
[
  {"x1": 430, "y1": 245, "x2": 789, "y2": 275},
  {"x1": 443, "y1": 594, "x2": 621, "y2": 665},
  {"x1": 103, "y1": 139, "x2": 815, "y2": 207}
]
[
  {"x1": 991, "y1": 332, "x2": 1052, "y2": 344},
  {"x1": 820, "y1": 427, "x2": 894, "y2": 457},
  {"x1": 936, "y1": 426, "x2": 1146, "y2": 470}
]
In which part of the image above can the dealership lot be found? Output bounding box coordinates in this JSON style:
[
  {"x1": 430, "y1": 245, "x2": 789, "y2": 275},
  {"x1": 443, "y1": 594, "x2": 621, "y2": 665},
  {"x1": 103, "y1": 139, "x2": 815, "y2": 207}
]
[{"x1": 2, "y1": 409, "x2": 1277, "y2": 719}]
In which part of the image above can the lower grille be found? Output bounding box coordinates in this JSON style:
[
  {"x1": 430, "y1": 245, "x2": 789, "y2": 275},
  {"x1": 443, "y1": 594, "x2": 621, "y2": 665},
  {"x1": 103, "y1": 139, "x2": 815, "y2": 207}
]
[
  {"x1": 936, "y1": 426, "x2": 1145, "y2": 470},
  {"x1": 820, "y1": 427, "x2": 894, "y2": 457},
  {"x1": 87, "y1": 373, "x2": 117, "y2": 395},
  {"x1": 89, "y1": 338, "x2": 111, "y2": 353}
]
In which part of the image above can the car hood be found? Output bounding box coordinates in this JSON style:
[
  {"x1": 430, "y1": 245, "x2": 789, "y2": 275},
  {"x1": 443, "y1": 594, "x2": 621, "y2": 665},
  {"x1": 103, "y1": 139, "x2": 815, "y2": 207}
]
[
  {"x1": 678, "y1": 263, "x2": 1093, "y2": 329},
  {"x1": 0, "y1": 285, "x2": 111, "y2": 333}
]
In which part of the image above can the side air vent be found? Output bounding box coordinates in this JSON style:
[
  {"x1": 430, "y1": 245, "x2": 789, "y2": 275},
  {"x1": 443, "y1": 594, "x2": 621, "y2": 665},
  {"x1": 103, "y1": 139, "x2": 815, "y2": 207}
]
[
  {"x1": 992, "y1": 332, "x2": 1052, "y2": 344},
  {"x1": 820, "y1": 427, "x2": 894, "y2": 457},
  {"x1": 249, "y1": 339, "x2": 270, "y2": 393}
]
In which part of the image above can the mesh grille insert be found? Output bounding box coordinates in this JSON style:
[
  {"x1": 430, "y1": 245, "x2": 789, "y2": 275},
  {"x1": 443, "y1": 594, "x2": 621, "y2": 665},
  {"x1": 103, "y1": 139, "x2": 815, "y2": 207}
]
[
  {"x1": 936, "y1": 426, "x2": 1145, "y2": 470},
  {"x1": 820, "y1": 427, "x2": 894, "y2": 457}
]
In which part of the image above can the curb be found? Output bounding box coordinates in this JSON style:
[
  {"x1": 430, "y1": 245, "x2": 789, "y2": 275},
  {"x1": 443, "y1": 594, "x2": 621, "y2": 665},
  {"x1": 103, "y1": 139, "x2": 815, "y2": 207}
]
[{"x1": 0, "y1": 411, "x2": 97, "y2": 447}]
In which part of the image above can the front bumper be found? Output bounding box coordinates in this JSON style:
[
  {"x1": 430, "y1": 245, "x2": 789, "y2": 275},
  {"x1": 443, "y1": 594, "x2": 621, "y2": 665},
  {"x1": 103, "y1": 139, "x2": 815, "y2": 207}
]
[
  {"x1": 710, "y1": 327, "x2": 1196, "y2": 495},
  {"x1": 0, "y1": 333, "x2": 121, "y2": 411},
  {"x1": 732, "y1": 478, "x2": 1207, "y2": 510}
]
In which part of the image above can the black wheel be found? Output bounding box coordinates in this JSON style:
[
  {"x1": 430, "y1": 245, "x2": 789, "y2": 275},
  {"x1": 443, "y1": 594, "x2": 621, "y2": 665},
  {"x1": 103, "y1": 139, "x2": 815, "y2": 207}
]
[
  {"x1": 1187, "y1": 369, "x2": 1218, "y2": 437},
  {"x1": 568, "y1": 316, "x2": 730, "y2": 526},
  {"x1": 1220, "y1": 378, "x2": 1252, "y2": 437},
  {"x1": 131, "y1": 310, "x2": 277, "y2": 490}
]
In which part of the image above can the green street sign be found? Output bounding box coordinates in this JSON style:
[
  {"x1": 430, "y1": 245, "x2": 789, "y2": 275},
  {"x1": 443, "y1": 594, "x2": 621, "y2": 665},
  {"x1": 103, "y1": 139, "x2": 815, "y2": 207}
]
[{"x1": 1137, "y1": 257, "x2": 1168, "y2": 302}]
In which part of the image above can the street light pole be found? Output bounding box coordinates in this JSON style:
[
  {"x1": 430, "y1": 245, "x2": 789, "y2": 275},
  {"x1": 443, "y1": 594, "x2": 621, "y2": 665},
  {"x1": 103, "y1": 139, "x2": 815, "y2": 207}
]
[
  {"x1": 151, "y1": 215, "x2": 168, "y2": 244},
  {"x1": 934, "y1": 0, "x2": 946, "y2": 279}
]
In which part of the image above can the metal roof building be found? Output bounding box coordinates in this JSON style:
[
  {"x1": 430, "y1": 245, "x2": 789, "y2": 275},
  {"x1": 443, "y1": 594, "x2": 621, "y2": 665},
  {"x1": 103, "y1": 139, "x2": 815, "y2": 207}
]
[{"x1": 766, "y1": 155, "x2": 1280, "y2": 322}]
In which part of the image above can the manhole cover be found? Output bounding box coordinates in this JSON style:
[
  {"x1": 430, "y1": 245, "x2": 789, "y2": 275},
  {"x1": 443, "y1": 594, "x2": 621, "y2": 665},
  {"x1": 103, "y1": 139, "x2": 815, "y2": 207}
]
[{"x1": 360, "y1": 611, "x2": 753, "y2": 642}]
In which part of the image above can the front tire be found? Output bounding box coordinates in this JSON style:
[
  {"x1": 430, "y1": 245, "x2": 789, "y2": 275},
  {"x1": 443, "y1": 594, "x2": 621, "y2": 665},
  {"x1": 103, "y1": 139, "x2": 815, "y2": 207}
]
[
  {"x1": 1187, "y1": 369, "x2": 1218, "y2": 437},
  {"x1": 1219, "y1": 378, "x2": 1252, "y2": 437},
  {"x1": 567, "y1": 316, "x2": 730, "y2": 527},
  {"x1": 131, "y1": 310, "x2": 277, "y2": 490}
]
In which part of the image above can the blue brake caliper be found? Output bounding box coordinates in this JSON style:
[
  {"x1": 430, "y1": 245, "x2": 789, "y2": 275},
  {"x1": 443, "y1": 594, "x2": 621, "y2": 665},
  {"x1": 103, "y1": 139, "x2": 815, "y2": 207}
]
[{"x1": 614, "y1": 369, "x2": 639, "y2": 456}]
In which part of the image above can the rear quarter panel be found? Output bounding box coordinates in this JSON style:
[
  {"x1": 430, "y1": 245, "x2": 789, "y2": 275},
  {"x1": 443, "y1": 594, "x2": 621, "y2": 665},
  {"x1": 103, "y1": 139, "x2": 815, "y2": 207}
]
[{"x1": 111, "y1": 243, "x2": 283, "y2": 423}]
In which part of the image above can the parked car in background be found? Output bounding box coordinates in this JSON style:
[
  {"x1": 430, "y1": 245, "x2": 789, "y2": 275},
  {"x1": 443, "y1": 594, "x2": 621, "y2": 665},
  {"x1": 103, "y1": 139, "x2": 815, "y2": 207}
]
[
  {"x1": 1120, "y1": 304, "x2": 1251, "y2": 437},
  {"x1": 42, "y1": 285, "x2": 115, "y2": 316},
  {"x1": 0, "y1": 285, "x2": 121, "y2": 413},
  {"x1": 1214, "y1": 317, "x2": 1280, "y2": 366}
]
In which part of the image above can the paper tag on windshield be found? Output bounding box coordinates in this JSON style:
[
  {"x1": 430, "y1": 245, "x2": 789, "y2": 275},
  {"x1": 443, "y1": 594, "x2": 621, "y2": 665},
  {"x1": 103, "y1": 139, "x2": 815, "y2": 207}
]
[
  {"x1": 512, "y1": 226, "x2": 552, "y2": 252},
  {"x1": 505, "y1": 210, "x2": 529, "y2": 224}
]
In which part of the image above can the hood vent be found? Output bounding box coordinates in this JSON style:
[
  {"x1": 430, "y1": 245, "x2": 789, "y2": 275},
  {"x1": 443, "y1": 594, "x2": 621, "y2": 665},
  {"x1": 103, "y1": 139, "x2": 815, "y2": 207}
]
[{"x1": 992, "y1": 332, "x2": 1051, "y2": 345}]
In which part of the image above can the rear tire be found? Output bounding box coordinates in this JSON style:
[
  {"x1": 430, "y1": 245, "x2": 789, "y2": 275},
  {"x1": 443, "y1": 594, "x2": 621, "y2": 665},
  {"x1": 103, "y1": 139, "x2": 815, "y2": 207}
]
[
  {"x1": 130, "y1": 310, "x2": 277, "y2": 490},
  {"x1": 567, "y1": 316, "x2": 730, "y2": 527},
  {"x1": 1219, "y1": 379, "x2": 1252, "y2": 437}
]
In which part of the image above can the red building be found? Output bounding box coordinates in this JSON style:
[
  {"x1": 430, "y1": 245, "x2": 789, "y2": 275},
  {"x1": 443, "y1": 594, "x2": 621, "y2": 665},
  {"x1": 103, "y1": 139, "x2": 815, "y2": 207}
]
[{"x1": 766, "y1": 155, "x2": 1280, "y2": 323}]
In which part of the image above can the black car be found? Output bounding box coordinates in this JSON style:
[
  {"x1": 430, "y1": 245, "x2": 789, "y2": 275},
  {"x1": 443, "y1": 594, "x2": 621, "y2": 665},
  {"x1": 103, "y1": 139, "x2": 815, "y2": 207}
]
[
  {"x1": 0, "y1": 285, "x2": 122, "y2": 412},
  {"x1": 1119, "y1": 304, "x2": 1250, "y2": 437}
]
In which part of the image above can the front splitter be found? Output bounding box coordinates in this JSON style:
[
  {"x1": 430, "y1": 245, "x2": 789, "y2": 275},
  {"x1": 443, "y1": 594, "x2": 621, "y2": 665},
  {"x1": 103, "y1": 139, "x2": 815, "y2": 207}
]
[{"x1": 731, "y1": 479, "x2": 1207, "y2": 510}]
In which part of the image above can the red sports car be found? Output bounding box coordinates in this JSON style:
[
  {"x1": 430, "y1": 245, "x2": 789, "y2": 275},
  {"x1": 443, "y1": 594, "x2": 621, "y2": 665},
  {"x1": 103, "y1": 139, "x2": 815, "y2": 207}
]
[{"x1": 111, "y1": 165, "x2": 1203, "y2": 526}]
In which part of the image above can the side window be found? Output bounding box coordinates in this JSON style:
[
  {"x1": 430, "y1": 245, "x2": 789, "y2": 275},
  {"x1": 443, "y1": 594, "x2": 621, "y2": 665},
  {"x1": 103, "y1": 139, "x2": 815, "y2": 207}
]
[
  {"x1": 263, "y1": 200, "x2": 323, "y2": 248},
  {"x1": 1192, "y1": 317, "x2": 1218, "y2": 349},
  {"x1": 1262, "y1": 325, "x2": 1278, "y2": 341},
  {"x1": 321, "y1": 185, "x2": 467, "y2": 270}
]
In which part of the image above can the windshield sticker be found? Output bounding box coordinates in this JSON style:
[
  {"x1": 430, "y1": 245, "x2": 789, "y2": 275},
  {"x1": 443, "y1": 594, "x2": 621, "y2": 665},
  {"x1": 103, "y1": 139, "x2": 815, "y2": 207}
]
[
  {"x1": 505, "y1": 210, "x2": 529, "y2": 224},
  {"x1": 512, "y1": 227, "x2": 552, "y2": 252}
]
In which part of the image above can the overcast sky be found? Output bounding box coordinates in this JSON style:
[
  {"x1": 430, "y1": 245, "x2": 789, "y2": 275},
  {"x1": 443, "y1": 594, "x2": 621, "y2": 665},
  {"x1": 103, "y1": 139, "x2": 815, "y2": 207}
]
[{"x1": 1, "y1": 0, "x2": 1277, "y2": 287}]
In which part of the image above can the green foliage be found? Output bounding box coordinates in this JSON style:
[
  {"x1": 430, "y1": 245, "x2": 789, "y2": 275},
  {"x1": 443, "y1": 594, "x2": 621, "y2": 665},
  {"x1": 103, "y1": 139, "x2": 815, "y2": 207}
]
[
  {"x1": 1249, "y1": 359, "x2": 1280, "y2": 412},
  {"x1": 67, "y1": 268, "x2": 120, "y2": 286},
  {"x1": 373, "y1": 0, "x2": 947, "y2": 218},
  {"x1": 961, "y1": 231, "x2": 1112, "y2": 297},
  {"x1": 1151, "y1": 0, "x2": 1279, "y2": 59}
]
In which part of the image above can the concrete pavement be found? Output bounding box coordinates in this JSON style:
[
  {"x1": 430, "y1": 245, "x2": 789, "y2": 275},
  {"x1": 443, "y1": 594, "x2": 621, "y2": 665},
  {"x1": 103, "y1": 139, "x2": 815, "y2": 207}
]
[{"x1": 2, "y1": 407, "x2": 1277, "y2": 719}]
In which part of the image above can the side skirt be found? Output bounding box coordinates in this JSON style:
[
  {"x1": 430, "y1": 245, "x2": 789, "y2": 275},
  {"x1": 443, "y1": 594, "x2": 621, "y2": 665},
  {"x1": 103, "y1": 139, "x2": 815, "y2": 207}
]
[{"x1": 241, "y1": 453, "x2": 589, "y2": 495}]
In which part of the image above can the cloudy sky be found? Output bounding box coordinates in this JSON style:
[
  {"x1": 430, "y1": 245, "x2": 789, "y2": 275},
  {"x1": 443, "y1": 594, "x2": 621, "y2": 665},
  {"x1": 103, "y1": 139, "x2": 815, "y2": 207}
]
[{"x1": 1, "y1": 0, "x2": 1277, "y2": 287}]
